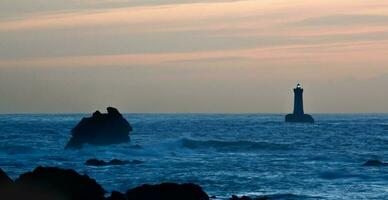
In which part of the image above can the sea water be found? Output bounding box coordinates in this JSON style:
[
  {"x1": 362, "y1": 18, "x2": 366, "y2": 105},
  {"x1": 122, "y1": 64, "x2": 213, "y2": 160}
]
[{"x1": 0, "y1": 114, "x2": 388, "y2": 199}]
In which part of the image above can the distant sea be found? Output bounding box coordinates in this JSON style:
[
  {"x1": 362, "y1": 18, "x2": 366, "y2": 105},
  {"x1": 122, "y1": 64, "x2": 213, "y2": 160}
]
[{"x1": 1, "y1": 114, "x2": 388, "y2": 199}]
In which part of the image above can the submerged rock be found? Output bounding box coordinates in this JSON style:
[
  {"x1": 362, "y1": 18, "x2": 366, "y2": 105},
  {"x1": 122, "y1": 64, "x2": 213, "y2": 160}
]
[
  {"x1": 85, "y1": 159, "x2": 107, "y2": 166},
  {"x1": 363, "y1": 159, "x2": 388, "y2": 166},
  {"x1": 230, "y1": 195, "x2": 269, "y2": 200},
  {"x1": 65, "y1": 107, "x2": 132, "y2": 149},
  {"x1": 126, "y1": 183, "x2": 209, "y2": 200},
  {"x1": 85, "y1": 159, "x2": 143, "y2": 166}
]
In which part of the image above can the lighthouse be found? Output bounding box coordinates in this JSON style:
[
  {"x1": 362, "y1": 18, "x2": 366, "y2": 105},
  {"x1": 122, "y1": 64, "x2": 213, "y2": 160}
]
[
  {"x1": 285, "y1": 83, "x2": 314, "y2": 123},
  {"x1": 293, "y1": 83, "x2": 304, "y2": 115}
]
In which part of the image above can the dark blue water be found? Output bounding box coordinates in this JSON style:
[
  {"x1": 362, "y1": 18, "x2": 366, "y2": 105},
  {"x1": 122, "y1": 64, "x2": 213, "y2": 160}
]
[{"x1": 0, "y1": 114, "x2": 388, "y2": 199}]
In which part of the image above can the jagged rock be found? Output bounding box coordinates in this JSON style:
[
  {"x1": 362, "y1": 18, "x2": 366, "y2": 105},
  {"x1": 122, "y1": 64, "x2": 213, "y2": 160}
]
[
  {"x1": 12, "y1": 166, "x2": 106, "y2": 200},
  {"x1": 363, "y1": 159, "x2": 388, "y2": 166},
  {"x1": 0, "y1": 168, "x2": 13, "y2": 199},
  {"x1": 0, "y1": 169, "x2": 13, "y2": 188},
  {"x1": 126, "y1": 183, "x2": 209, "y2": 200},
  {"x1": 0, "y1": 167, "x2": 212, "y2": 200},
  {"x1": 85, "y1": 159, "x2": 143, "y2": 166},
  {"x1": 66, "y1": 107, "x2": 132, "y2": 149}
]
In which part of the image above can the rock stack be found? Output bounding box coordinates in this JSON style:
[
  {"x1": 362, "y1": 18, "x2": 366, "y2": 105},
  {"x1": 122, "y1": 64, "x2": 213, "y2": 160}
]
[{"x1": 65, "y1": 107, "x2": 132, "y2": 149}]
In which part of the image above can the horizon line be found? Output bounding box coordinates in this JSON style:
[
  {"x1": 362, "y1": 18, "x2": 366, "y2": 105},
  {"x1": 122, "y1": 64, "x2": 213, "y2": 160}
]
[{"x1": 1, "y1": 112, "x2": 388, "y2": 115}]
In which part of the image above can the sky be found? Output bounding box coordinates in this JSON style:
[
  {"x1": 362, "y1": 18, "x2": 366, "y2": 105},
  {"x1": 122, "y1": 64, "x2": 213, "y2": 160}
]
[{"x1": 1, "y1": 0, "x2": 388, "y2": 113}]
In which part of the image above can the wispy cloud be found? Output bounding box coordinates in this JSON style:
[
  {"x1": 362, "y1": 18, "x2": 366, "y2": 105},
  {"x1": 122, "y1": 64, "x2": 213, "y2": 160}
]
[
  {"x1": 290, "y1": 14, "x2": 388, "y2": 27},
  {"x1": 2, "y1": 40, "x2": 387, "y2": 69},
  {"x1": 1, "y1": 0, "x2": 388, "y2": 77},
  {"x1": 0, "y1": 1, "x2": 268, "y2": 31}
]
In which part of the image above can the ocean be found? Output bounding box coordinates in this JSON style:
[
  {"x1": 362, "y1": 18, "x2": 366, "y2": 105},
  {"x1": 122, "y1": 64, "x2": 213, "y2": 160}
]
[{"x1": 0, "y1": 114, "x2": 388, "y2": 199}]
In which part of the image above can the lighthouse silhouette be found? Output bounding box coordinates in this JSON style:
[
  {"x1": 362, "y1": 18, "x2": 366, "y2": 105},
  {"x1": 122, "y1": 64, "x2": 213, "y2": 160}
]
[{"x1": 285, "y1": 83, "x2": 314, "y2": 123}]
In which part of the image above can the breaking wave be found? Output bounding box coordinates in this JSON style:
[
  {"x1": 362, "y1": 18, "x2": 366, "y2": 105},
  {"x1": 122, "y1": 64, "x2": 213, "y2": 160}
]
[{"x1": 180, "y1": 138, "x2": 291, "y2": 152}]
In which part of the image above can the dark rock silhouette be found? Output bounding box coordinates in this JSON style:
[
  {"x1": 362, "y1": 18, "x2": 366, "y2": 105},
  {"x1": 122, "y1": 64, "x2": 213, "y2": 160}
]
[
  {"x1": 285, "y1": 83, "x2": 314, "y2": 123},
  {"x1": 0, "y1": 167, "x2": 211, "y2": 200},
  {"x1": 0, "y1": 166, "x2": 105, "y2": 200},
  {"x1": 125, "y1": 183, "x2": 209, "y2": 200},
  {"x1": 107, "y1": 191, "x2": 127, "y2": 200},
  {"x1": 0, "y1": 169, "x2": 13, "y2": 188},
  {"x1": 230, "y1": 195, "x2": 251, "y2": 200},
  {"x1": 363, "y1": 159, "x2": 388, "y2": 166},
  {"x1": 66, "y1": 107, "x2": 132, "y2": 149},
  {"x1": 85, "y1": 159, "x2": 143, "y2": 166},
  {"x1": 0, "y1": 169, "x2": 13, "y2": 198},
  {"x1": 230, "y1": 195, "x2": 269, "y2": 200}
]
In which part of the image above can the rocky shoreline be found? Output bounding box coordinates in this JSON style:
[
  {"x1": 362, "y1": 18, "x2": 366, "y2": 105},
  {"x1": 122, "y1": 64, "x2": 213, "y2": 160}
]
[
  {"x1": 0, "y1": 166, "x2": 209, "y2": 200},
  {"x1": 0, "y1": 166, "x2": 267, "y2": 200}
]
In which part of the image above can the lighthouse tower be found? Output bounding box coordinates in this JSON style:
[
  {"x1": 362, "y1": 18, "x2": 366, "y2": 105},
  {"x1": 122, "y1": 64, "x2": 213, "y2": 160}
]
[
  {"x1": 293, "y1": 83, "x2": 304, "y2": 115},
  {"x1": 285, "y1": 83, "x2": 314, "y2": 123}
]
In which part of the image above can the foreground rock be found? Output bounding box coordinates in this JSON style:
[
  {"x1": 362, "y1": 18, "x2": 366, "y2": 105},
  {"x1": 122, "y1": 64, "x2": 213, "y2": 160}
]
[
  {"x1": 1, "y1": 166, "x2": 105, "y2": 200},
  {"x1": 363, "y1": 159, "x2": 388, "y2": 166},
  {"x1": 0, "y1": 167, "x2": 210, "y2": 200},
  {"x1": 85, "y1": 159, "x2": 143, "y2": 166},
  {"x1": 126, "y1": 183, "x2": 209, "y2": 200},
  {"x1": 0, "y1": 169, "x2": 13, "y2": 188},
  {"x1": 66, "y1": 107, "x2": 132, "y2": 149},
  {"x1": 0, "y1": 169, "x2": 13, "y2": 196},
  {"x1": 285, "y1": 84, "x2": 314, "y2": 123},
  {"x1": 107, "y1": 191, "x2": 127, "y2": 200}
]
